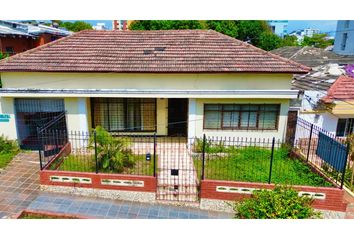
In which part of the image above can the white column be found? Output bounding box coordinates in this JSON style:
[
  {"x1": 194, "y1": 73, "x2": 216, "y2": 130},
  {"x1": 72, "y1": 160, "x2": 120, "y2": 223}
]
[
  {"x1": 188, "y1": 98, "x2": 197, "y2": 139},
  {"x1": 78, "y1": 97, "x2": 89, "y2": 133}
]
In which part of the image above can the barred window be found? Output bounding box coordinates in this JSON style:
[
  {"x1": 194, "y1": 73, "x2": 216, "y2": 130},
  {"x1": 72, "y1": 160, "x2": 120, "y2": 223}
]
[
  {"x1": 204, "y1": 104, "x2": 280, "y2": 130},
  {"x1": 91, "y1": 98, "x2": 156, "y2": 132}
]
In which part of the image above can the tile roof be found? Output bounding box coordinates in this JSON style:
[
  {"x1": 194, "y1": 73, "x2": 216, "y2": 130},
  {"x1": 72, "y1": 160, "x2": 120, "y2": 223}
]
[
  {"x1": 322, "y1": 75, "x2": 354, "y2": 103},
  {"x1": 0, "y1": 30, "x2": 311, "y2": 73},
  {"x1": 271, "y1": 46, "x2": 354, "y2": 67}
]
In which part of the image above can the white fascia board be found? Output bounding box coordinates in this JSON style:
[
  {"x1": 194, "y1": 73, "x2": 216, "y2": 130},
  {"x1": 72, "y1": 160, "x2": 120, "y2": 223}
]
[{"x1": 0, "y1": 89, "x2": 299, "y2": 99}]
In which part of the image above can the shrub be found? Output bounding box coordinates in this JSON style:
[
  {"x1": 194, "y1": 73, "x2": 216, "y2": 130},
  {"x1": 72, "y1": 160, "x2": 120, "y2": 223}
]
[
  {"x1": 90, "y1": 126, "x2": 135, "y2": 173},
  {"x1": 233, "y1": 186, "x2": 320, "y2": 219},
  {"x1": 0, "y1": 135, "x2": 19, "y2": 154}
]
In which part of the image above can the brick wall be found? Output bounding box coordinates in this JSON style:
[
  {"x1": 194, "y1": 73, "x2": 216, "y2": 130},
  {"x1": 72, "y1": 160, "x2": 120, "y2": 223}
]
[
  {"x1": 40, "y1": 170, "x2": 156, "y2": 193},
  {"x1": 201, "y1": 179, "x2": 348, "y2": 211}
]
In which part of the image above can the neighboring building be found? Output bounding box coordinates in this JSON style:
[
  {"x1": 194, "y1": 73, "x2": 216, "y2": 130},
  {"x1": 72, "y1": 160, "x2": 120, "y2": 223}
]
[
  {"x1": 289, "y1": 28, "x2": 321, "y2": 44},
  {"x1": 112, "y1": 20, "x2": 133, "y2": 30},
  {"x1": 93, "y1": 23, "x2": 107, "y2": 30},
  {"x1": 0, "y1": 30, "x2": 309, "y2": 149},
  {"x1": 0, "y1": 20, "x2": 72, "y2": 55},
  {"x1": 303, "y1": 28, "x2": 320, "y2": 38},
  {"x1": 333, "y1": 20, "x2": 354, "y2": 56},
  {"x1": 268, "y1": 20, "x2": 288, "y2": 38}
]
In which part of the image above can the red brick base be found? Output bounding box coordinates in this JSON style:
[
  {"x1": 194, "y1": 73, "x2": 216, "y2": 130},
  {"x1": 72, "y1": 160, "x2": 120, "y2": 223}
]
[
  {"x1": 201, "y1": 180, "x2": 348, "y2": 212},
  {"x1": 40, "y1": 170, "x2": 156, "y2": 193}
]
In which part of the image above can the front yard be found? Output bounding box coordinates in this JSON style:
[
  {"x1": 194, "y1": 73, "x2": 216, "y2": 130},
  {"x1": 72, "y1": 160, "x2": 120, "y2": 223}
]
[
  {"x1": 0, "y1": 136, "x2": 19, "y2": 169},
  {"x1": 194, "y1": 146, "x2": 333, "y2": 187}
]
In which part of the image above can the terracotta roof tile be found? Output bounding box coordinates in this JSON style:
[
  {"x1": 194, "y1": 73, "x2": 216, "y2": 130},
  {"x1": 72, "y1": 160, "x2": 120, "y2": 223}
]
[
  {"x1": 0, "y1": 30, "x2": 311, "y2": 73},
  {"x1": 322, "y1": 75, "x2": 354, "y2": 103}
]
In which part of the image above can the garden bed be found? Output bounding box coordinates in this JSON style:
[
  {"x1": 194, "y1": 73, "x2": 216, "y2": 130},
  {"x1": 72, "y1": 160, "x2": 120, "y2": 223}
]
[
  {"x1": 0, "y1": 136, "x2": 19, "y2": 169},
  {"x1": 194, "y1": 146, "x2": 333, "y2": 187}
]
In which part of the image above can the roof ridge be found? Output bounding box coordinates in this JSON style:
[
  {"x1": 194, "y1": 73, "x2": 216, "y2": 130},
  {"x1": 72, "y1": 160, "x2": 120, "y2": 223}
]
[
  {"x1": 209, "y1": 30, "x2": 311, "y2": 72},
  {"x1": 0, "y1": 30, "x2": 83, "y2": 65}
]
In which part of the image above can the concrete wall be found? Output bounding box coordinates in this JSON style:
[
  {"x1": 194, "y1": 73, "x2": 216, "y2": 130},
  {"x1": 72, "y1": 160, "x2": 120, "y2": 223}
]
[
  {"x1": 187, "y1": 98, "x2": 289, "y2": 140},
  {"x1": 0, "y1": 97, "x2": 17, "y2": 140}
]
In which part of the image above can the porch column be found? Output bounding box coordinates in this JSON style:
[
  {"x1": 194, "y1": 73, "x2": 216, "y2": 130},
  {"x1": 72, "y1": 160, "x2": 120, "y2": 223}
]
[
  {"x1": 65, "y1": 97, "x2": 89, "y2": 133},
  {"x1": 188, "y1": 98, "x2": 197, "y2": 139}
]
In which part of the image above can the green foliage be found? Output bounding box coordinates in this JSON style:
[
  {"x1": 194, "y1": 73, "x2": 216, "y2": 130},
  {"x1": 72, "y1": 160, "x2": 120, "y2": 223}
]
[
  {"x1": 59, "y1": 21, "x2": 92, "y2": 32},
  {"x1": 281, "y1": 35, "x2": 298, "y2": 47},
  {"x1": 257, "y1": 32, "x2": 283, "y2": 51},
  {"x1": 236, "y1": 20, "x2": 271, "y2": 46},
  {"x1": 90, "y1": 126, "x2": 135, "y2": 173},
  {"x1": 301, "y1": 33, "x2": 333, "y2": 48},
  {"x1": 206, "y1": 20, "x2": 238, "y2": 38},
  {"x1": 129, "y1": 20, "x2": 204, "y2": 30},
  {"x1": 234, "y1": 186, "x2": 320, "y2": 219},
  {"x1": 194, "y1": 145, "x2": 332, "y2": 187},
  {"x1": 0, "y1": 135, "x2": 20, "y2": 168}
]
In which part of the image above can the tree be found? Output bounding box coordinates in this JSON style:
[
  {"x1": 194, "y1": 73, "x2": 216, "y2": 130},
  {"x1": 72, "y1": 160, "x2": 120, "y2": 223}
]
[
  {"x1": 206, "y1": 20, "x2": 238, "y2": 38},
  {"x1": 301, "y1": 33, "x2": 333, "y2": 48},
  {"x1": 281, "y1": 35, "x2": 298, "y2": 47},
  {"x1": 129, "y1": 20, "x2": 203, "y2": 30},
  {"x1": 236, "y1": 20, "x2": 271, "y2": 46},
  {"x1": 59, "y1": 21, "x2": 92, "y2": 32},
  {"x1": 257, "y1": 32, "x2": 283, "y2": 51}
]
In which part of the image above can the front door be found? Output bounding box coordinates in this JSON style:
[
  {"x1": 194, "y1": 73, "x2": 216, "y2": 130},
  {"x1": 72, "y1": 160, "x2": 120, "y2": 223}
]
[{"x1": 168, "y1": 99, "x2": 188, "y2": 136}]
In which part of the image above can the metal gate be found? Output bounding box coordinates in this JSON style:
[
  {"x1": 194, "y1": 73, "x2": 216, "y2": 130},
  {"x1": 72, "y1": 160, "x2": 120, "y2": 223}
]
[{"x1": 156, "y1": 137, "x2": 201, "y2": 202}]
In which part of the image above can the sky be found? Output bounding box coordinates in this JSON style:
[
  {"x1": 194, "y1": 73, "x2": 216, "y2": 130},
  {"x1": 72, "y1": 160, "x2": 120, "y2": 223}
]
[{"x1": 83, "y1": 20, "x2": 338, "y2": 35}]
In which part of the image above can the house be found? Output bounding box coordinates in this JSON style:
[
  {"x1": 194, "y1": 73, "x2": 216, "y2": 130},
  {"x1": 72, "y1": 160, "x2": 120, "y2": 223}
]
[
  {"x1": 93, "y1": 23, "x2": 107, "y2": 30},
  {"x1": 333, "y1": 20, "x2": 354, "y2": 56},
  {"x1": 0, "y1": 20, "x2": 72, "y2": 55},
  {"x1": 112, "y1": 20, "x2": 133, "y2": 30},
  {"x1": 321, "y1": 75, "x2": 354, "y2": 137},
  {"x1": 288, "y1": 28, "x2": 321, "y2": 44},
  {"x1": 267, "y1": 20, "x2": 288, "y2": 38},
  {"x1": 271, "y1": 45, "x2": 354, "y2": 137},
  {"x1": 0, "y1": 30, "x2": 310, "y2": 149}
]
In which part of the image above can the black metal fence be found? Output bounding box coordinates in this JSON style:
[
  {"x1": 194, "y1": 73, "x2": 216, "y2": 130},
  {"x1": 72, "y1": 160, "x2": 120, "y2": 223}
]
[
  {"x1": 195, "y1": 135, "x2": 337, "y2": 188},
  {"x1": 38, "y1": 130, "x2": 156, "y2": 176},
  {"x1": 293, "y1": 117, "x2": 350, "y2": 188}
]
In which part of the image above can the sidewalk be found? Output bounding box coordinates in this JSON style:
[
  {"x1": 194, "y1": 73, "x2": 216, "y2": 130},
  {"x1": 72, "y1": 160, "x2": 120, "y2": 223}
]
[{"x1": 25, "y1": 192, "x2": 233, "y2": 219}]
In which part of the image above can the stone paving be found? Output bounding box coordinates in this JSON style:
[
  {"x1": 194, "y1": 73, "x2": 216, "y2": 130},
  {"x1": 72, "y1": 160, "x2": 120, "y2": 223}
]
[
  {"x1": 0, "y1": 152, "x2": 40, "y2": 218},
  {"x1": 25, "y1": 192, "x2": 233, "y2": 219}
]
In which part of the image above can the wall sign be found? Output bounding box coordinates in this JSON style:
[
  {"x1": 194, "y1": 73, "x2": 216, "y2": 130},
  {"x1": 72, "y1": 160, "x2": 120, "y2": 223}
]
[{"x1": 0, "y1": 114, "x2": 10, "y2": 122}]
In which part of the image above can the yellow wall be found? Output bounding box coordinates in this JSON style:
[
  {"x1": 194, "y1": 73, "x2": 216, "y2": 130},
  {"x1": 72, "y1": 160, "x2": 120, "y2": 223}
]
[
  {"x1": 1, "y1": 72, "x2": 292, "y2": 91},
  {"x1": 331, "y1": 100, "x2": 354, "y2": 117},
  {"x1": 189, "y1": 98, "x2": 289, "y2": 140}
]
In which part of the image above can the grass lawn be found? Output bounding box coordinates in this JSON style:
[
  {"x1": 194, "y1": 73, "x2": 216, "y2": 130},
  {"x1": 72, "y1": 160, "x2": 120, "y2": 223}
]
[
  {"x1": 53, "y1": 154, "x2": 155, "y2": 176},
  {"x1": 19, "y1": 212, "x2": 79, "y2": 219},
  {"x1": 194, "y1": 147, "x2": 333, "y2": 187},
  {"x1": 0, "y1": 152, "x2": 18, "y2": 169}
]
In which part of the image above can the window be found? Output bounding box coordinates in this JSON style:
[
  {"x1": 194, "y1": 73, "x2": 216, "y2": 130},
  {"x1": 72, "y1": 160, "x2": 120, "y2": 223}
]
[
  {"x1": 91, "y1": 98, "x2": 156, "y2": 132},
  {"x1": 204, "y1": 104, "x2": 280, "y2": 130},
  {"x1": 341, "y1": 33, "x2": 348, "y2": 51},
  {"x1": 336, "y1": 118, "x2": 354, "y2": 137}
]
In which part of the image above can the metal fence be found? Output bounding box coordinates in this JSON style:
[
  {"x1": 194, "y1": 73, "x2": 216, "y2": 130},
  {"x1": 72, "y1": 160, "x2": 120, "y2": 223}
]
[
  {"x1": 38, "y1": 130, "x2": 156, "y2": 176},
  {"x1": 195, "y1": 135, "x2": 336, "y2": 188},
  {"x1": 294, "y1": 117, "x2": 350, "y2": 189}
]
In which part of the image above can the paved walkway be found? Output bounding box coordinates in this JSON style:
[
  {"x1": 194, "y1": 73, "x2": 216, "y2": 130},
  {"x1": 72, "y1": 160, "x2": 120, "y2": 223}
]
[
  {"x1": 0, "y1": 152, "x2": 40, "y2": 218},
  {"x1": 25, "y1": 192, "x2": 233, "y2": 219}
]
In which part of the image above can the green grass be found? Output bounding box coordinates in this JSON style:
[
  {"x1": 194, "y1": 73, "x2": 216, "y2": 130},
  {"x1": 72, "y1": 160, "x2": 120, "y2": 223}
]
[
  {"x1": 0, "y1": 152, "x2": 18, "y2": 168},
  {"x1": 194, "y1": 147, "x2": 333, "y2": 187},
  {"x1": 53, "y1": 154, "x2": 155, "y2": 176},
  {"x1": 19, "y1": 213, "x2": 78, "y2": 219}
]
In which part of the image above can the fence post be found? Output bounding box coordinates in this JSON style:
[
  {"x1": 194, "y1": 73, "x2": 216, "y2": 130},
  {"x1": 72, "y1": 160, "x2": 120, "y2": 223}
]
[
  {"x1": 201, "y1": 134, "x2": 206, "y2": 180},
  {"x1": 306, "y1": 124, "x2": 314, "y2": 162},
  {"x1": 153, "y1": 132, "x2": 157, "y2": 177},
  {"x1": 94, "y1": 130, "x2": 98, "y2": 174},
  {"x1": 341, "y1": 142, "x2": 350, "y2": 189},
  {"x1": 37, "y1": 127, "x2": 43, "y2": 170},
  {"x1": 268, "y1": 137, "x2": 275, "y2": 184}
]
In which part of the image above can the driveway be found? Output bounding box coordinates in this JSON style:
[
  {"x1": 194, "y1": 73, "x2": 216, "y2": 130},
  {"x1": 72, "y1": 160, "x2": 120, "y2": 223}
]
[{"x1": 0, "y1": 152, "x2": 40, "y2": 218}]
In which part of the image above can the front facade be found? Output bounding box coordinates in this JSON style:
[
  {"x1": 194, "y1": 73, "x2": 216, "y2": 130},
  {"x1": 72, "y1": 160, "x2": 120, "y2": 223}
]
[
  {"x1": 0, "y1": 30, "x2": 309, "y2": 149},
  {"x1": 334, "y1": 20, "x2": 354, "y2": 56}
]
